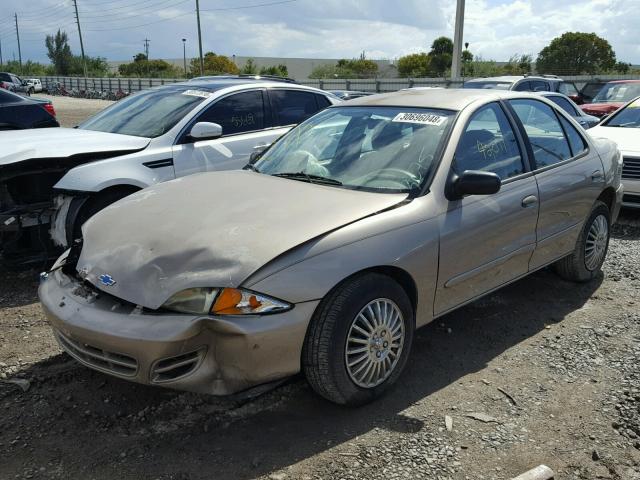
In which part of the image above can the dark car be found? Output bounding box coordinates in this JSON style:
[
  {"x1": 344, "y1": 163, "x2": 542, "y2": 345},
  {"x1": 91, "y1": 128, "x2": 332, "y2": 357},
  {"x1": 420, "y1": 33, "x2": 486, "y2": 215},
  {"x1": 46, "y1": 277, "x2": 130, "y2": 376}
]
[
  {"x1": 0, "y1": 89, "x2": 58, "y2": 130},
  {"x1": 0, "y1": 72, "x2": 31, "y2": 95},
  {"x1": 538, "y1": 92, "x2": 600, "y2": 128},
  {"x1": 580, "y1": 80, "x2": 607, "y2": 104}
]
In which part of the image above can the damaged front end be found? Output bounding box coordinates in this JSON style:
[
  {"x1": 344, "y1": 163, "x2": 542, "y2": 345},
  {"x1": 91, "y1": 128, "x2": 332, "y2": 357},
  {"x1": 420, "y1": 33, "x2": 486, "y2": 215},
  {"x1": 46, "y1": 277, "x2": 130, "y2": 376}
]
[{"x1": 0, "y1": 157, "x2": 96, "y2": 269}]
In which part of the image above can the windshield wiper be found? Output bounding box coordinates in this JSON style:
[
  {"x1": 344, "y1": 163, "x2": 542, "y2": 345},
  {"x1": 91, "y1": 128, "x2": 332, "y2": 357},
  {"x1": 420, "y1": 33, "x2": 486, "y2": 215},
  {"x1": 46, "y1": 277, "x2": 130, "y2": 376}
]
[
  {"x1": 243, "y1": 163, "x2": 260, "y2": 172},
  {"x1": 272, "y1": 172, "x2": 343, "y2": 186}
]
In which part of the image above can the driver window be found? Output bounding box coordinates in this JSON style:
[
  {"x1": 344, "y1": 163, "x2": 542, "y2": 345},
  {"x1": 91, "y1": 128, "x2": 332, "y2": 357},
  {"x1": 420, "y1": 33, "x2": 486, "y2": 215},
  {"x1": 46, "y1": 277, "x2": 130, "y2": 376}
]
[
  {"x1": 453, "y1": 103, "x2": 524, "y2": 180},
  {"x1": 195, "y1": 90, "x2": 265, "y2": 136}
]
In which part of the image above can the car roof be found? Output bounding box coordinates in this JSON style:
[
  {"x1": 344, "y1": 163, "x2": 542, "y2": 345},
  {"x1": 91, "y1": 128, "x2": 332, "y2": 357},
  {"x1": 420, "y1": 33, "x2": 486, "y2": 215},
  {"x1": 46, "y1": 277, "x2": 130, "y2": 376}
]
[
  {"x1": 341, "y1": 88, "x2": 539, "y2": 110},
  {"x1": 466, "y1": 75, "x2": 560, "y2": 83},
  {"x1": 149, "y1": 79, "x2": 327, "y2": 94}
]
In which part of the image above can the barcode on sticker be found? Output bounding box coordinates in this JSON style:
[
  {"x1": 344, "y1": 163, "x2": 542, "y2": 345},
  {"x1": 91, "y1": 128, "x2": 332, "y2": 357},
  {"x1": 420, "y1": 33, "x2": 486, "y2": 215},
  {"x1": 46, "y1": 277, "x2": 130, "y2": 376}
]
[
  {"x1": 182, "y1": 90, "x2": 212, "y2": 98},
  {"x1": 392, "y1": 113, "x2": 446, "y2": 126}
]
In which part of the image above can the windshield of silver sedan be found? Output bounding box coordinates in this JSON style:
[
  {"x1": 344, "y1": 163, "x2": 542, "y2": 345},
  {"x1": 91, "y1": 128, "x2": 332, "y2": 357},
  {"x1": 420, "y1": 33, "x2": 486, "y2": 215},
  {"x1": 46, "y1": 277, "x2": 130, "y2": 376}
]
[
  {"x1": 79, "y1": 88, "x2": 208, "y2": 138},
  {"x1": 604, "y1": 97, "x2": 640, "y2": 128},
  {"x1": 254, "y1": 106, "x2": 455, "y2": 193}
]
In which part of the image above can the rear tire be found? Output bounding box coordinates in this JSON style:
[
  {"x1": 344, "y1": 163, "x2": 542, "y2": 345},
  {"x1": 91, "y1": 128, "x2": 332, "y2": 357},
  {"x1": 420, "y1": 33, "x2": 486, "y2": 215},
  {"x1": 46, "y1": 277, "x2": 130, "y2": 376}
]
[
  {"x1": 554, "y1": 200, "x2": 610, "y2": 282},
  {"x1": 303, "y1": 273, "x2": 414, "y2": 406}
]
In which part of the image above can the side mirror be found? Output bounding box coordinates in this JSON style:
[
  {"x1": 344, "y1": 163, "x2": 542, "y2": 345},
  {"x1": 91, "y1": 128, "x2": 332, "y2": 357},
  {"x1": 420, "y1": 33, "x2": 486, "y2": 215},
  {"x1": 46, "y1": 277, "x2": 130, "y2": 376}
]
[
  {"x1": 188, "y1": 122, "x2": 222, "y2": 140},
  {"x1": 446, "y1": 170, "x2": 501, "y2": 201}
]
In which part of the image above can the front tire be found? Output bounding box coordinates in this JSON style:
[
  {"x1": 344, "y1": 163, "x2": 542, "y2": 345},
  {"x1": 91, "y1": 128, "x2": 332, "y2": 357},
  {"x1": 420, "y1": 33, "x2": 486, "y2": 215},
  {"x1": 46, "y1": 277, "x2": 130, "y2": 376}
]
[
  {"x1": 303, "y1": 273, "x2": 414, "y2": 406},
  {"x1": 554, "y1": 200, "x2": 610, "y2": 282}
]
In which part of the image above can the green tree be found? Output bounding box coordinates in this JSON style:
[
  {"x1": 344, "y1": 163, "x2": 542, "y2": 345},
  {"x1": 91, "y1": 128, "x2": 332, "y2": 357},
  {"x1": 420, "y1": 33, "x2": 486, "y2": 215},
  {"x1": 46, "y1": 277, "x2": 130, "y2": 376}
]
[
  {"x1": 2, "y1": 60, "x2": 52, "y2": 76},
  {"x1": 119, "y1": 53, "x2": 180, "y2": 78},
  {"x1": 45, "y1": 29, "x2": 73, "y2": 75},
  {"x1": 190, "y1": 52, "x2": 239, "y2": 76},
  {"x1": 397, "y1": 53, "x2": 430, "y2": 77},
  {"x1": 241, "y1": 58, "x2": 257, "y2": 74},
  {"x1": 428, "y1": 36, "x2": 453, "y2": 75},
  {"x1": 501, "y1": 54, "x2": 533, "y2": 75},
  {"x1": 536, "y1": 32, "x2": 616, "y2": 75},
  {"x1": 259, "y1": 64, "x2": 288, "y2": 77},
  {"x1": 70, "y1": 55, "x2": 109, "y2": 76},
  {"x1": 461, "y1": 49, "x2": 473, "y2": 76}
]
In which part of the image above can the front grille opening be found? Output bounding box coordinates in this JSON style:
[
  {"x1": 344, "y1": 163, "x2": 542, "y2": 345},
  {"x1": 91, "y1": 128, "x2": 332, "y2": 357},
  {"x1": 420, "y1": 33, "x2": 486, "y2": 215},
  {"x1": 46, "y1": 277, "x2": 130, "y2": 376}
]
[
  {"x1": 623, "y1": 194, "x2": 640, "y2": 205},
  {"x1": 56, "y1": 331, "x2": 138, "y2": 377},
  {"x1": 622, "y1": 157, "x2": 640, "y2": 180},
  {"x1": 151, "y1": 348, "x2": 205, "y2": 383}
]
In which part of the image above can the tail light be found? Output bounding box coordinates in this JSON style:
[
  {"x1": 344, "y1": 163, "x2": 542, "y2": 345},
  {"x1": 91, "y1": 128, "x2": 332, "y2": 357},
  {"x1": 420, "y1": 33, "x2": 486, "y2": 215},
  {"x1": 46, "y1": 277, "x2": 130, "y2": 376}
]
[
  {"x1": 43, "y1": 103, "x2": 56, "y2": 118},
  {"x1": 0, "y1": 82, "x2": 8, "y2": 90}
]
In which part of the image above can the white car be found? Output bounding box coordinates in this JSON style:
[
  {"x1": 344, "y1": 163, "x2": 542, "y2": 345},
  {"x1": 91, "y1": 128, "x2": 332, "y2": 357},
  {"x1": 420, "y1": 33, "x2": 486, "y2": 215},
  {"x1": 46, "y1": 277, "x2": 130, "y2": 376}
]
[
  {"x1": 0, "y1": 78, "x2": 339, "y2": 267},
  {"x1": 589, "y1": 96, "x2": 640, "y2": 208},
  {"x1": 26, "y1": 78, "x2": 43, "y2": 93}
]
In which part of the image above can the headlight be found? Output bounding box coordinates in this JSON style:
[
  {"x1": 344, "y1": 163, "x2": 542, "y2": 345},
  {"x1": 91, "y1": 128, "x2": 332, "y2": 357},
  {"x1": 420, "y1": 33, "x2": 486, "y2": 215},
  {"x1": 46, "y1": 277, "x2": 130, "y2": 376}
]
[{"x1": 161, "y1": 287, "x2": 292, "y2": 316}]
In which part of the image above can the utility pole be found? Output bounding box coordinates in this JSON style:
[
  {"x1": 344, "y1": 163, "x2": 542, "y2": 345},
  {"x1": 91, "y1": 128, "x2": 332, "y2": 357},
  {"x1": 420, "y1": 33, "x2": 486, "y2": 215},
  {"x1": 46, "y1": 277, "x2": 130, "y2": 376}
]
[
  {"x1": 143, "y1": 38, "x2": 150, "y2": 59},
  {"x1": 72, "y1": 0, "x2": 88, "y2": 77},
  {"x1": 195, "y1": 0, "x2": 204, "y2": 75},
  {"x1": 182, "y1": 38, "x2": 187, "y2": 77},
  {"x1": 14, "y1": 13, "x2": 22, "y2": 72},
  {"x1": 0, "y1": 37, "x2": 3, "y2": 67},
  {"x1": 450, "y1": 0, "x2": 465, "y2": 80}
]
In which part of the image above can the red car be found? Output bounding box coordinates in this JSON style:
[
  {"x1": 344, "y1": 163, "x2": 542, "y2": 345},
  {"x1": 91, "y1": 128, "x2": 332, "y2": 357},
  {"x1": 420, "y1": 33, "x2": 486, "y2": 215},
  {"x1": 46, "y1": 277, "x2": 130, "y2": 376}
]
[{"x1": 580, "y1": 80, "x2": 640, "y2": 118}]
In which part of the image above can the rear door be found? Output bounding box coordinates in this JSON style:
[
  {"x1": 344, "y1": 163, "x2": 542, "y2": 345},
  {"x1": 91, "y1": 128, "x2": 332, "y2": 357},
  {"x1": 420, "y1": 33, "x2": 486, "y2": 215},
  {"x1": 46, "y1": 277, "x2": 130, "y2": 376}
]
[
  {"x1": 435, "y1": 102, "x2": 539, "y2": 315},
  {"x1": 172, "y1": 89, "x2": 286, "y2": 177},
  {"x1": 507, "y1": 98, "x2": 604, "y2": 269}
]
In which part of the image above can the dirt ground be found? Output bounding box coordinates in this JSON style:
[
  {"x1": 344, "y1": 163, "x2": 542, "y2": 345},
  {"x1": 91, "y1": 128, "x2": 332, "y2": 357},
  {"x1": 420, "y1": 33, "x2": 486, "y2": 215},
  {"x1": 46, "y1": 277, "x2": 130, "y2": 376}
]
[
  {"x1": 1, "y1": 100, "x2": 640, "y2": 480},
  {"x1": 36, "y1": 94, "x2": 114, "y2": 127}
]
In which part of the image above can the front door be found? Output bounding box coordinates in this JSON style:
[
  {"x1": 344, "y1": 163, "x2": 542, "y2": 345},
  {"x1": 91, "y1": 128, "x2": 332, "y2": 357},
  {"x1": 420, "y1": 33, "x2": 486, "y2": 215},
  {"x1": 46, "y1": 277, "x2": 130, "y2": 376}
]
[
  {"x1": 435, "y1": 102, "x2": 539, "y2": 315},
  {"x1": 506, "y1": 98, "x2": 605, "y2": 269},
  {"x1": 172, "y1": 89, "x2": 289, "y2": 177}
]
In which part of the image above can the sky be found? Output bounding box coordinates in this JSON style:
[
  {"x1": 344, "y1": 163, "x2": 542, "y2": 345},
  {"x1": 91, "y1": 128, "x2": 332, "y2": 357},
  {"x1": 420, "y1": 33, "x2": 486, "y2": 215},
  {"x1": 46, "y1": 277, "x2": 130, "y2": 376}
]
[{"x1": 0, "y1": 0, "x2": 638, "y2": 64}]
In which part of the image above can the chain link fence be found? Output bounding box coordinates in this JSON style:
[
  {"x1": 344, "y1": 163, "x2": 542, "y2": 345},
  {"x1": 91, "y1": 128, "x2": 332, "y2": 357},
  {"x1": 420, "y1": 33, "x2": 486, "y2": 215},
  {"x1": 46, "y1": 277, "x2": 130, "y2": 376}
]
[{"x1": 33, "y1": 73, "x2": 640, "y2": 95}]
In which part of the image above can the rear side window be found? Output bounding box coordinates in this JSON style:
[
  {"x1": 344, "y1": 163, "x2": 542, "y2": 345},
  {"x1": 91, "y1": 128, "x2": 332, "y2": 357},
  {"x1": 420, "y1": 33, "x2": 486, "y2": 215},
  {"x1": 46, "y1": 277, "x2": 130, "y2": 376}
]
[
  {"x1": 547, "y1": 96, "x2": 578, "y2": 116},
  {"x1": 196, "y1": 90, "x2": 265, "y2": 135},
  {"x1": 509, "y1": 99, "x2": 572, "y2": 168},
  {"x1": 558, "y1": 115, "x2": 587, "y2": 157},
  {"x1": 315, "y1": 94, "x2": 331, "y2": 109},
  {"x1": 514, "y1": 81, "x2": 531, "y2": 91},
  {"x1": 559, "y1": 82, "x2": 578, "y2": 96},
  {"x1": 454, "y1": 102, "x2": 524, "y2": 180},
  {"x1": 0, "y1": 73, "x2": 11, "y2": 82},
  {"x1": 271, "y1": 89, "x2": 321, "y2": 126},
  {"x1": 530, "y1": 80, "x2": 550, "y2": 92}
]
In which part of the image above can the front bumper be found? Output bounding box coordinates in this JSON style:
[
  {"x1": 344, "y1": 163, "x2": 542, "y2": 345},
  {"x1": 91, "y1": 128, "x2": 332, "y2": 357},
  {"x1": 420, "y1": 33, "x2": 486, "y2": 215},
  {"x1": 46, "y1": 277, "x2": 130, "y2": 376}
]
[
  {"x1": 39, "y1": 269, "x2": 318, "y2": 395},
  {"x1": 622, "y1": 178, "x2": 640, "y2": 209}
]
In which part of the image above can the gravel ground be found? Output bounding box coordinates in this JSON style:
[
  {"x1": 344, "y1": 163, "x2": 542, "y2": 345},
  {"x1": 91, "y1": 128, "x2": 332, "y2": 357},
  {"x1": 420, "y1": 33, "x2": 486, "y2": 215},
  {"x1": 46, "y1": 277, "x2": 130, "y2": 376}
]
[
  {"x1": 1, "y1": 99, "x2": 640, "y2": 479},
  {"x1": 36, "y1": 94, "x2": 113, "y2": 127},
  {"x1": 0, "y1": 211, "x2": 638, "y2": 480}
]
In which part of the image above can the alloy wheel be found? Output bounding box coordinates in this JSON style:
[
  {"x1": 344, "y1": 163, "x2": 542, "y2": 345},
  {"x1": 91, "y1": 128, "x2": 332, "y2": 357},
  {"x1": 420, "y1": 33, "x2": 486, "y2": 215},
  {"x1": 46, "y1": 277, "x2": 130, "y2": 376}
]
[
  {"x1": 344, "y1": 298, "x2": 405, "y2": 388},
  {"x1": 584, "y1": 214, "x2": 608, "y2": 271}
]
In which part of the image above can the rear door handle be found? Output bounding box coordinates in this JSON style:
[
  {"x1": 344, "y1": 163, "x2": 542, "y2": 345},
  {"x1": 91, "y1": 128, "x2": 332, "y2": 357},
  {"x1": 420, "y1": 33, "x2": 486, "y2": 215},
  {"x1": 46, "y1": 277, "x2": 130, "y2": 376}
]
[
  {"x1": 591, "y1": 170, "x2": 604, "y2": 181},
  {"x1": 521, "y1": 195, "x2": 538, "y2": 208}
]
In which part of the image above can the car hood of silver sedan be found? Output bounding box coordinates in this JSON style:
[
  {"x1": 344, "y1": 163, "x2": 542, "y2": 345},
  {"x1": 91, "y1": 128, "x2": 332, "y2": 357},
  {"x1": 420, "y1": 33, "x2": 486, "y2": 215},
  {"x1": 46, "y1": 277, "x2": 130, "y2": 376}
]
[
  {"x1": 0, "y1": 127, "x2": 149, "y2": 166},
  {"x1": 77, "y1": 170, "x2": 408, "y2": 309}
]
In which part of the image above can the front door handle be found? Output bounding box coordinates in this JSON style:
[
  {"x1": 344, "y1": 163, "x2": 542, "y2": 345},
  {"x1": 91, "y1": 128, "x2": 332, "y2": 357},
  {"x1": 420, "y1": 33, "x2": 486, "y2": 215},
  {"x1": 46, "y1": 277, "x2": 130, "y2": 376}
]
[
  {"x1": 253, "y1": 143, "x2": 271, "y2": 150},
  {"x1": 591, "y1": 170, "x2": 604, "y2": 181},
  {"x1": 521, "y1": 195, "x2": 538, "y2": 208}
]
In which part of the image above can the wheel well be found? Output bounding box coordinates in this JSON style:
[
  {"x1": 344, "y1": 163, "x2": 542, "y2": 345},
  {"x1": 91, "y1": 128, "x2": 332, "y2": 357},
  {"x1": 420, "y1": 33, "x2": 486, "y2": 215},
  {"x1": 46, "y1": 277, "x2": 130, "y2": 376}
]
[
  {"x1": 597, "y1": 187, "x2": 616, "y2": 216},
  {"x1": 353, "y1": 266, "x2": 418, "y2": 314}
]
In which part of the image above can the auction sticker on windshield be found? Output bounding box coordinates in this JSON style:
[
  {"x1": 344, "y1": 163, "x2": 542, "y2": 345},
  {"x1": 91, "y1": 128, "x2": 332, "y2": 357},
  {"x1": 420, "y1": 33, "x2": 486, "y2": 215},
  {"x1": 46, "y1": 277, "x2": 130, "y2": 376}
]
[
  {"x1": 182, "y1": 90, "x2": 213, "y2": 98},
  {"x1": 392, "y1": 112, "x2": 446, "y2": 126}
]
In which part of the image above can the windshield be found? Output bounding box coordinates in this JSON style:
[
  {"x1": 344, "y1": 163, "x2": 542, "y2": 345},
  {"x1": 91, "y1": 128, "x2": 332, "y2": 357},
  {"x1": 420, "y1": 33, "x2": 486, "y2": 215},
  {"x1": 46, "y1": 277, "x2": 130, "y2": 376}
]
[
  {"x1": 604, "y1": 97, "x2": 640, "y2": 128},
  {"x1": 463, "y1": 81, "x2": 512, "y2": 90},
  {"x1": 79, "y1": 88, "x2": 208, "y2": 137},
  {"x1": 254, "y1": 106, "x2": 455, "y2": 193},
  {"x1": 592, "y1": 83, "x2": 640, "y2": 104}
]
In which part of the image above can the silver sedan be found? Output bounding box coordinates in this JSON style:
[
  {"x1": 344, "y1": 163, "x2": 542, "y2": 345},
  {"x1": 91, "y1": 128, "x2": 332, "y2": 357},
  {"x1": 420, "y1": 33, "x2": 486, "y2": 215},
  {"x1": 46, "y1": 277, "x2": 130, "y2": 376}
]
[{"x1": 39, "y1": 89, "x2": 623, "y2": 405}]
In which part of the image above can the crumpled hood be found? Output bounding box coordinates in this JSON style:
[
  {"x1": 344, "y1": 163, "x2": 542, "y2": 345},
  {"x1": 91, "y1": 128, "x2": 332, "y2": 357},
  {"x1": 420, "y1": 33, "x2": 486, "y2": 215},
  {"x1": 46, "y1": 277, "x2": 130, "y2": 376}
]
[
  {"x1": 0, "y1": 127, "x2": 149, "y2": 166},
  {"x1": 580, "y1": 102, "x2": 623, "y2": 117},
  {"x1": 78, "y1": 170, "x2": 408, "y2": 309},
  {"x1": 589, "y1": 126, "x2": 640, "y2": 154}
]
